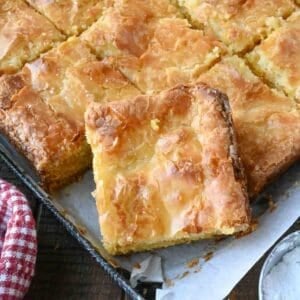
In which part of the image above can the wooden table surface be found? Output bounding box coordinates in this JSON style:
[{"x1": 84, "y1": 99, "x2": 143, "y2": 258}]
[{"x1": 1, "y1": 157, "x2": 299, "y2": 300}]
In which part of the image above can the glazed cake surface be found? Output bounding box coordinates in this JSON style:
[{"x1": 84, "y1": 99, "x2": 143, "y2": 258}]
[
  {"x1": 247, "y1": 11, "x2": 300, "y2": 102},
  {"x1": 81, "y1": 1, "x2": 225, "y2": 93},
  {"x1": 85, "y1": 83, "x2": 250, "y2": 254},
  {"x1": 0, "y1": 0, "x2": 64, "y2": 75},
  {"x1": 199, "y1": 56, "x2": 300, "y2": 196},
  {"x1": 178, "y1": 0, "x2": 295, "y2": 53},
  {"x1": 26, "y1": 0, "x2": 104, "y2": 35},
  {"x1": 0, "y1": 74, "x2": 90, "y2": 189},
  {"x1": 22, "y1": 37, "x2": 140, "y2": 122},
  {"x1": 81, "y1": 0, "x2": 181, "y2": 58},
  {"x1": 117, "y1": 18, "x2": 226, "y2": 93}
]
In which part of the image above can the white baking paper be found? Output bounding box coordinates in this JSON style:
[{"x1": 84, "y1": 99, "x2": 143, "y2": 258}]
[{"x1": 130, "y1": 255, "x2": 163, "y2": 288}]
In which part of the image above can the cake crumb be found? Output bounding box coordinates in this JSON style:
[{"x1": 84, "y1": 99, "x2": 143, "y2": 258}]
[
  {"x1": 78, "y1": 226, "x2": 87, "y2": 235},
  {"x1": 203, "y1": 251, "x2": 214, "y2": 262},
  {"x1": 165, "y1": 279, "x2": 174, "y2": 287},
  {"x1": 267, "y1": 195, "x2": 277, "y2": 212},
  {"x1": 179, "y1": 271, "x2": 190, "y2": 279},
  {"x1": 133, "y1": 262, "x2": 141, "y2": 269},
  {"x1": 186, "y1": 258, "x2": 199, "y2": 268}
]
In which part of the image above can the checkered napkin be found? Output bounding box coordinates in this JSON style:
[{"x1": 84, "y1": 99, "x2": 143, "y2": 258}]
[{"x1": 0, "y1": 179, "x2": 37, "y2": 299}]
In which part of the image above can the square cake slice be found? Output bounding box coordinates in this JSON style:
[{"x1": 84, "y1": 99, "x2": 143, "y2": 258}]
[
  {"x1": 85, "y1": 83, "x2": 250, "y2": 254},
  {"x1": 82, "y1": 13, "x2": 226, "y2": 93},
  {"x1": 26, "y1": 0, "x2": 103, "y2": 35},
  {"x1": 22, "y1": 37, "x2": 140, "y2": 122},
  {"x1": 115, "y1": 18, "x2": 226, "y2": 93},
  {"x1": 199, "y1": 56, "x2": 300, "y2": 196},
  {"x1": 81, "y1": 0, "x2": 182, "y2": 60},
  {"x1": 0, "y1": 0, "x2": 64, "y2": 75},
  {"x1": 247, "y1": 11, "x2": 300, "y2": 102},
  {"x1": 0, "y1": 74, "x2": 90, "y2": 190},
  {"x1": 178, "y1": 0, "x2": 295, "y2": 53}
]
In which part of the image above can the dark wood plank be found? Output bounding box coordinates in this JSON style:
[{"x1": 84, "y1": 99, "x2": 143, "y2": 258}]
[{"x1": 24, "y1": 205, "x2": 124, "y2": 300}]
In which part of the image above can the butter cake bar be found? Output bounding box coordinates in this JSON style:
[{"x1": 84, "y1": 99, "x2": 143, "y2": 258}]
[
  {"x1": 177, "y1": 0, "x2": 295, "y2": 53},
  {"x1": 81, "y1": 0, "x2": 181, "y2": 59},
  {"x1": 0, "y1": 38, "x2": 140, "y2": 189},
  {"x1": 85, "y1": 83, "x2": 250, "y2": 254},
  {"x1": 117, "y1": 18, "x2": 225, "y2": 93},
  {"x1": 82, "y1": 9, "x2": 225, "y2": 93},
  {"x1": 0, "y1": 74, "x2": 90, "y2": 189},
  {"x1": 247, "y1": 11, "x2": 300, "y2": 102},
  {"x1": 199, "y1": 56, "x2": 300, "y2": 196},
  {"x1": 0, "y1": 0, "x2": 64, "y2": 75},
  {"x1": 26, "y1": 0, "x2": 103, "y2": 35},
  {"x1": 22, "y1": 37, "x2": 140, "y2": 121}
]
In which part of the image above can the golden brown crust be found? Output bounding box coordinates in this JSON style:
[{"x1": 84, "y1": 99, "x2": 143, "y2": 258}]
[
  {"x1": 26, "y1": 0, "x2": 103, "y2": 35},
  {"x1": 117, "y1": 18, "x2": 226, "y2": 93},
  {"x1": 22, "y1": 37, "x2": 140, "y2": 121},
  {"x1": 82, "y1": 10, "x2": 226, "y2": 93},
  {"x1": 106, "y1": 0, "x2": 181, "y2": 20},
  {"x1": 199, "y1": 56, "x2": 300, "y2": 196},
  {"x1": 0, "y1": 0, "x2": 64, "y2": 75},
  {"x1": 81, "y1": 0, "x2": 182, "y2": 59},
  {"x1": 0, "y1": 72, "x2": 25, "y2": 109},
  {"x1": 85, "y1": 83, "x2": 250, "y2": 255},
  {"x1": 0, "y1": 38, "x2": 140, "y2": 189},
  {"x1": 247, "y1": 11, "x2": 300, "y2": 101},
  {"x1": 21, "y1": 37, "x2": 97, "y2": 122},
  {"x1": 0, "y1": 74, "x2": 90, "y2": 190},
  {"x1": 178, "y1": 0, "x2": 295, "y2": 53}
]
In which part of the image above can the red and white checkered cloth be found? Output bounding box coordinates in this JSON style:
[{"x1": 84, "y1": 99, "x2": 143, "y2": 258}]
[{"x1": 0, "y1": 179, "x2": 37, "y2": 300}]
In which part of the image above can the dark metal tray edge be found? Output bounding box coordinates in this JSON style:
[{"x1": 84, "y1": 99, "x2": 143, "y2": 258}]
[{"x1": 0, "y1": 147, "x2": 144, "y2": 300}]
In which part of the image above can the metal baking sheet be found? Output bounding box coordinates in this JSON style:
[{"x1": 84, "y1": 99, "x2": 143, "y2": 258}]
[{"x1": 1, "y1": 134, "x2": 300, "y2": 300}]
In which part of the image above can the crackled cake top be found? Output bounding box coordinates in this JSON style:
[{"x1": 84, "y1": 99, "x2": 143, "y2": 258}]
[
  {"x1": 0, "y1": 0, "x2": 64, "y2": 74},
  {"x1": 82, "y1": 8, "x2": 226, "y2": 93},
  {"x1": 0, "y1": 74, "x2": 86, "y2": 177},
  {"x1": 85, "y1": 83, "x2": 250, "y2": 254},
  {"x1": 247, "y1": 11, "x2": 300, "y2": 101},
  {"x1": 26, "y1": 0, "x2": 104, "y2": 35},
  {"x1": 178, "y1": 0, "x2": 295, "y2": 52},
  {"x1": 22, "y1": 37, "x2": 140, "y2": 121}
]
